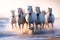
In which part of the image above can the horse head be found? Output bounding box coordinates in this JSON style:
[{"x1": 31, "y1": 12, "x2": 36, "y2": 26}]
[
  {"x1": 35, "y1": 7, "x2": 41, "y2": 17},
  {"x1": 35, "y1": 7, "x2": 41, "y2": 13},
  {"x1": 48, "y1": 8, "x2": 52, "y2": 14},
  {"x1": 11, "y1": 10, "x2": 15, "y2": 16},
  {"x1": 27, "y1": 6, "x2": 33, "y2": 15}
]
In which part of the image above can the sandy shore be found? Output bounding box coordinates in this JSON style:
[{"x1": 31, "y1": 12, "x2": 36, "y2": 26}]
[{"x1": 47, "y1": 37, "x2": 60, "y2": 40}]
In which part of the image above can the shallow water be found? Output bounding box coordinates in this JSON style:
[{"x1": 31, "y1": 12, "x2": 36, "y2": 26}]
[{"x1": 0, "y1": 18, "x2": 60, "y2": 40}]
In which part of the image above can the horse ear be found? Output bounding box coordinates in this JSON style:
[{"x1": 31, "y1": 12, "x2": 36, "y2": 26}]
[
  {"x1": 17, "y1": 8, "x2": 22, "y2": 13},
  {"x1": 36, "y1": 7, "x2": 40, "y2": 10},
  {"x1": 48, "y1": 8, "x2": 52, "y2": 14},
  {"x1": 11, "y1": 10, "x2": 15, "y2": 16},
  {"x1": 11, "y1": 10, "x2": 15, "y2": 13},
  {"x1": 28, "y1": 6, "x2": 32, "y2": 9},
  {"x1": 28, "y1": 6, "x2": 33, "y2": 11},
  {"x1": 35, "y1": 6, "x2": 41, "y2": 13}
]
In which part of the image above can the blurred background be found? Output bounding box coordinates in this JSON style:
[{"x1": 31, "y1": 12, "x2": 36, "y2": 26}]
[{"x1": 0, "y1": 0, "x2": 60, "y2": 18}]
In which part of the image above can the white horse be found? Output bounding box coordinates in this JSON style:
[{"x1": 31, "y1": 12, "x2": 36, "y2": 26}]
[
  {"x1": 35, "y1": 7, "x2": 45, "y2": 30},
  {"x1": 25, "y1": 13, "x2": 37, "y2": 28},
  {"x1": 18, "y1": 8, "x2": 26, "y2": 30},
  {"x1": 47, "y1": 13, "x2": 55, "y2": 28},
  {"x1": 25, "y1": 6, "x2": 37, "y2": 32},
  {"x1": 42, "y1": 11, "x2": 47, "y2": 28},
  {"x1": 11, "y1": 10, "x2": 17, "y2": 29},
  {"x1": 47, "y1": 8, "x2": 55, "y2": 30}
]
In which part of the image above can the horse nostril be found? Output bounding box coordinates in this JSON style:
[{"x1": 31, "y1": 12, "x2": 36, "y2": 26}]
[
  {"x1": 18, "y1": 15, "x2": 21, "y2": 17},
  {"x1": 29, "y1": 13, "x2": 31, "y2": 15},
  {"x1": 37, "y1": 14, "x2": 39, "y2": 16},
  {"x1": 12, "y1": 16, "x2": 14, "y2": 18}
]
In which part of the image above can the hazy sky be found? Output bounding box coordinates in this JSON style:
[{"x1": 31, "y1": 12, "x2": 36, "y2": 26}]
[{"x1": 0, "y1": 0, "x2": 60, "y2": 18}]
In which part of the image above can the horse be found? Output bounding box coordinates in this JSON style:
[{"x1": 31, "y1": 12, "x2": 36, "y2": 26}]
[
  {"x1": 17, "y1": 8, "x2": 26, "y2": 31},
  {"x1": 11, "y1": 10, "x2": 17, "y2": 29},
  {"x1": 48, "y1": 14, "x2": 55, "y2": 27},
  {"x1": 35, "y1": 7, "x2": 45, "y2": 30},
  {"x1": 42, "y1": 10, "x2": 47, "y2": 28},
  {"x1": 47, "y1": 8, "x2": 55, "y2": 30},
  {"x1": 25, "y1": 6, "x2": 37, "y2": 32}
]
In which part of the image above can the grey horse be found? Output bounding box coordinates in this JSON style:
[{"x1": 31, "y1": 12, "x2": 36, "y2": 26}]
[
  {"x1": 11, "y1": 10, "x2": 17, "y2": 29},
  {"x1": 47, "y1": 8, "x2": 55, "y2": 29},
  {"x1": 35, "y1": 7, "x2": 45, "y2": 30},
  {"x1": 25, "y1": 6, "x2": 37, "y2": 32},
  {"x1": 18, "y1": 8, "x2": 26, "y2": 30}
]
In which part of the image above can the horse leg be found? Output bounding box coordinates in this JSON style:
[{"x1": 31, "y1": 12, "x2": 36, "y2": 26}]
[
  {"x1": 15, "y1": 23, "x2": 17, "y2": 29},
  {"x1": 34, "y1": 23, "x2": 37, "y2": 32},
  {"x1": 29, "y1": 23, "x2": 31, "y2": 30},
  {"x1": 20, "y1": 24, "x2": 23, "y2": 32},
  {"x1": 31, "y1": 22, "x2": 34, "y2": 33},
  {"x1": 52, "y1": 23, "x2": 53, "y2": 28},
  {"x1": 18, "y1": 24, "x2": 21, "y2": 31},
  {"x1": 43, "y1": 22, "x2": 45, "y2": 28},
  {"x1": 50, "y1": 23, "x2": 53, "y2": 30},
  {"x1": 48, "y1": 23, "x2": 50, "y2": 28},
  {"x1": 41, "y1": 22, "x2": 45, "y2": 29},
  {"x1": 33, "y1": 22, "x2": 36, "y2": 32},
  {"x1": 21, "y1": 24, "x2": 24, "y2": 32},
  {"x1": 22, "y1": 24, "x2": 24, "y2": 30},
  {"x1": 36, "y1": 24, "x2": 38, "y2": 29},
  {"x1": 40, "y1": 23, "x2": 43, "y2": 30},
  {"x1": 11, "y1": 23, "x2": 14, "y2": 29}
]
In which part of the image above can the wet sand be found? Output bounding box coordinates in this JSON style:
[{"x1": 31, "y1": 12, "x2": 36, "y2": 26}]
[
  {"x1": 0, "y1": 18, "x2": 60, "y2": 40},
  {"x1": 48, "y1": 37, "x2": 60, "y2": 40}
]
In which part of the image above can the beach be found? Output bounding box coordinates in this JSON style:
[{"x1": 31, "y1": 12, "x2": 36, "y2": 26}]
[
  {"x1": 0, "y1": 18, "x2": 60, "y2": 40},
  {"x1": 48, "y1": 37, "x2": 60, "y2": 40}
]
